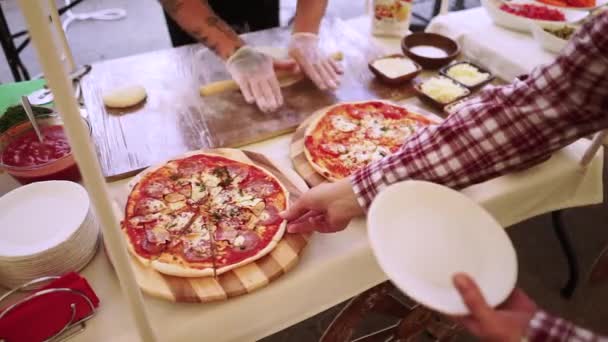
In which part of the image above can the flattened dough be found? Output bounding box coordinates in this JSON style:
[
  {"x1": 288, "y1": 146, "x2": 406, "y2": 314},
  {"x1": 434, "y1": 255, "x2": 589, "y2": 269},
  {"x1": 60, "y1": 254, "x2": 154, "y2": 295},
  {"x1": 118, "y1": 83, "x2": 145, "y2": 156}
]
[{"x1": 103, "y1": 85, "x2": 147, "y2": 108}]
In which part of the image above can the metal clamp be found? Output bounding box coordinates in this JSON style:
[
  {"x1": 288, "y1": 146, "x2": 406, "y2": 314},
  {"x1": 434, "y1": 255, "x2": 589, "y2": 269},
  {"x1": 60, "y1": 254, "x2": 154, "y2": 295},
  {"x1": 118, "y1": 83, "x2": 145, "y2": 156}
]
[{"x1": 0, "y1": 276, "x2": 97, "y2": 342}]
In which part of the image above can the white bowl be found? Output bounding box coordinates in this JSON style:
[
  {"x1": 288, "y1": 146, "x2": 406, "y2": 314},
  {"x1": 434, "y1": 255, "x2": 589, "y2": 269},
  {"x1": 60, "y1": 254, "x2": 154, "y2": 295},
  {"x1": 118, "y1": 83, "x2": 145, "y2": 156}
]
[
  {"x1": 482, "y1": 0, "x2": 589, "y2": 33},
  {"x1": 530, "y1": 22, "x2": 575, "y2": 53},
  {"x1": 367, "y1": 181, "x2": 518, "y2": 315}
]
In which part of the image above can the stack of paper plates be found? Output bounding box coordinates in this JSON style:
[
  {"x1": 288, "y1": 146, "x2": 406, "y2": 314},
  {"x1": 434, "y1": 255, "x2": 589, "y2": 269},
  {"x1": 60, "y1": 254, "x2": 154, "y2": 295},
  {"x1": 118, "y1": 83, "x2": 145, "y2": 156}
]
[{"x1": 0, "y1": 181, "x2": 99, "y2": 288}]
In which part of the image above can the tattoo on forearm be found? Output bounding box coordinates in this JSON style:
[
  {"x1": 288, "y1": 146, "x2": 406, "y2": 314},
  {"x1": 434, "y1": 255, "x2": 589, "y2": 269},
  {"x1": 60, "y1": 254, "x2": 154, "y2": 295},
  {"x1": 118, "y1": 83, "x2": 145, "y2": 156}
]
[{"x1": 160, "y1": 0, "x2": 243, "y2": 58}]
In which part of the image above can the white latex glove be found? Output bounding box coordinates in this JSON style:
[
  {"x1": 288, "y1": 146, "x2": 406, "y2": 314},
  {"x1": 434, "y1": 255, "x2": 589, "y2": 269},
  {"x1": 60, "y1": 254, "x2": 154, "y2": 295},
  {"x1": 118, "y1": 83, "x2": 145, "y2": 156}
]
[
  {"x1": 288, "y1": 33, "x2": 343, "y2": 91},
  {"x1": 226, "y1": 46, "x2": 282, "y2": 112}
]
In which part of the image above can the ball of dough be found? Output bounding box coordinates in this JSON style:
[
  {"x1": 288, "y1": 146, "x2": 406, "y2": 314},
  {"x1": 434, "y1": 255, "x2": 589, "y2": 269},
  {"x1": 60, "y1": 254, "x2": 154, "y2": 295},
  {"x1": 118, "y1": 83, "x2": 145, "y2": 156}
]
[{"x1": 102, "y1": 85, "x2": 147, "y2": 108}]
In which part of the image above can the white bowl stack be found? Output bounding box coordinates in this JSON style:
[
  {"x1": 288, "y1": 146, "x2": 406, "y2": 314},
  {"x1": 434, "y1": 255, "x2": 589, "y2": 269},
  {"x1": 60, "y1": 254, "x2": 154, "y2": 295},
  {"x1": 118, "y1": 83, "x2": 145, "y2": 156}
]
[{"x1": 0, "y1": 181, "x2": 99, "y2": 288}]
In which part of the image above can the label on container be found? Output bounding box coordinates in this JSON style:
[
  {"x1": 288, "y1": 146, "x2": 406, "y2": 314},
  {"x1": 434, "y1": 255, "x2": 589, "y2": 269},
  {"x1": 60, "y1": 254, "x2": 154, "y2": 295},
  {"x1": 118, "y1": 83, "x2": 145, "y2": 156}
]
[{"x1": 372, "y1": 0, "x2": 412, "y2": 38}]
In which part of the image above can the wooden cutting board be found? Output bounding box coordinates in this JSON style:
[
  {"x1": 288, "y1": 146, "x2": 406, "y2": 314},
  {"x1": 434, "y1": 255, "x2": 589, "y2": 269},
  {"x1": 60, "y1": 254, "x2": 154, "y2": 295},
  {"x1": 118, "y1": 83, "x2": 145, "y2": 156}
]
[
  {"x1": 81, "y1": 18, "x2": 420, "y2": 180},
  {"x1": 290, "y1": 101, "x2": 444, "y2": 187},
  {"x1": 113, "y1": 149, "x2": 310, "y2": 303}
]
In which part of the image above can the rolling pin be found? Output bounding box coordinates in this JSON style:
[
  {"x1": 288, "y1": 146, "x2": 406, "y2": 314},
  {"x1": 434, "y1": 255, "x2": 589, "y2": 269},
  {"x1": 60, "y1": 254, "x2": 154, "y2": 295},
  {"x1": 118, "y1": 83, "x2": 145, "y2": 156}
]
[{"x1": 199, "y1": 51, "x2": 344, "y2": 97}]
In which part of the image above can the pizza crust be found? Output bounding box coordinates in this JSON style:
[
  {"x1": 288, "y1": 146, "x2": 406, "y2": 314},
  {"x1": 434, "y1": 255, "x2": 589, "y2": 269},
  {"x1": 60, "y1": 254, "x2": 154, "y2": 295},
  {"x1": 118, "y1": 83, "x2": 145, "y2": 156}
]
[
  {"x1": 303, "y1": 100, "x2": 400, "y2": 182},
  {"x1": 125, "y1": 148, "x2": 290, "y2": 278},
  {"x1": 151, "y1": 259, "x2": 215, "y2": 278}
]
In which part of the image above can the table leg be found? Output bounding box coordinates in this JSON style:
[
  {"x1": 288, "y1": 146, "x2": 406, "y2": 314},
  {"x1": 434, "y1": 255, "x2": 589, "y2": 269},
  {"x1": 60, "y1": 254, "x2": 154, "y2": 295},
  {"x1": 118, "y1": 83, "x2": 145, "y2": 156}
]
[{"x1": 552, "y1": 210, "x2": 579, "y2": 299}]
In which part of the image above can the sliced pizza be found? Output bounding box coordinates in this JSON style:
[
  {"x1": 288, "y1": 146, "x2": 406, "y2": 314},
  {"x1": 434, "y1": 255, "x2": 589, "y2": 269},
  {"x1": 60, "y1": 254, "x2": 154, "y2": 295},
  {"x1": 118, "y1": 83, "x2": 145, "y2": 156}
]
[{"x1": 122, "y1": 151, "x2": 288, "y2": 278}]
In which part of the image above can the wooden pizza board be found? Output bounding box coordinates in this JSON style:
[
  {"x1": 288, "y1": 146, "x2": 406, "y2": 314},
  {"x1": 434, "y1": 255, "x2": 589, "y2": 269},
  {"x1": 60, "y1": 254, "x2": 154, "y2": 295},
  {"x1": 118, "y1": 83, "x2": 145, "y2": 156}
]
[
  {"x1": 113, "y1": 148, "x2": 310, "y2": 303},
  {"x1": 290, "y1": 101, "x2": 445, "y2": 187}
]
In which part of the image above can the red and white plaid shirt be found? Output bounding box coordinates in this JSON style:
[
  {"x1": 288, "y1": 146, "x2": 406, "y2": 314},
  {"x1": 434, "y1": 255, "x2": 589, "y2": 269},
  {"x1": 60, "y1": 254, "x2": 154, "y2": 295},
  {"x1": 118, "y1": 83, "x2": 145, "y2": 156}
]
[
  {"x1": 527, "y1": 311, "x2": 608, "y2": 342},
  {"x1": 351, "y1": 11, "x2": 608, "y2": 341}
]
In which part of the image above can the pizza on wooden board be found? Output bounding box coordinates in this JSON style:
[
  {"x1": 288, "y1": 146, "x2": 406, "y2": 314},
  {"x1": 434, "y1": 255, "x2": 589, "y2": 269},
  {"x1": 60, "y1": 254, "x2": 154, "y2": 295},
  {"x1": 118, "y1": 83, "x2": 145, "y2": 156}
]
[
  {"x1": 304, "y1": 100, "x2": 437, "y2": 181},
  {"x1": 122, "y1": 151, "x2": 288, "y2": 277}
]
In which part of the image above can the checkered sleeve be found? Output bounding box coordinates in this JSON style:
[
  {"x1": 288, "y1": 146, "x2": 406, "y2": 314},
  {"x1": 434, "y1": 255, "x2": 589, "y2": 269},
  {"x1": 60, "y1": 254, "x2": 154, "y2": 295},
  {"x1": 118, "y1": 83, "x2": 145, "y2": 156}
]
[
  {"x1": 351, "y1": 11, "x2": 608, "y2": 211},
  {"x1": 527, "y1": 311, "x2": 608, "y2": 342}
]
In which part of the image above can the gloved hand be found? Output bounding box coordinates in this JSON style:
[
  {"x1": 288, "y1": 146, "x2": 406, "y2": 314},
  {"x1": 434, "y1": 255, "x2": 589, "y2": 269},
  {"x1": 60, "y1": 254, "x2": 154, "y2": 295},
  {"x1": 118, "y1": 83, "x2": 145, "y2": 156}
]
[
  {"x1": 288, "y1": 33, "x2": 343, "y2": 91},
  {"x1": 226, "y1": 46, "x2": 283, "y2": 112}
]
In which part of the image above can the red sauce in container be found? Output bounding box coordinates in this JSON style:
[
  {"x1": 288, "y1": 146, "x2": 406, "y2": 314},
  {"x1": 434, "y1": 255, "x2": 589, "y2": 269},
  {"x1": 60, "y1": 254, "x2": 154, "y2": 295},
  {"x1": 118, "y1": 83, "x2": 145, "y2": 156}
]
[
  {"x1": 0, "y1": 124, "x2": 81, "y2": 184},
  {"x1": 2, "y1": 125, "x2": 71, "y2": 167}
]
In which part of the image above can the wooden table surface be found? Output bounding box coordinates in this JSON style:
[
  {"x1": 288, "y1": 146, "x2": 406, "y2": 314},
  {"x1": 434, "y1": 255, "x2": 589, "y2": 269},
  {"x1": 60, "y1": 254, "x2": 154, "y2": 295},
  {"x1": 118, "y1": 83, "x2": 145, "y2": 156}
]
[{"x1": 81, "y1": 18, "x2": 421, "y2": 180}]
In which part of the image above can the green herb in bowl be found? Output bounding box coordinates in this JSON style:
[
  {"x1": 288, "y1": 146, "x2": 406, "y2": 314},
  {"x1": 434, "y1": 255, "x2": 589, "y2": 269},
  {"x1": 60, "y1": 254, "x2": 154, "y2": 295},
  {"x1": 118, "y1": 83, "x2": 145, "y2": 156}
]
[
  {"x1": 0, "y1": 105, "x2": 53, "y2": 134},
  {"x1": 543, "y1": 26, "x2": 576, "y2": 40}
]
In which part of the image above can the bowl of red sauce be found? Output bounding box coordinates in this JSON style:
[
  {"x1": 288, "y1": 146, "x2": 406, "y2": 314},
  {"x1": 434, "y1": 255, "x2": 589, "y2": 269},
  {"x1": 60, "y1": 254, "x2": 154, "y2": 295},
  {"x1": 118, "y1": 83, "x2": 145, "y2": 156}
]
[{"x1": 0, "y1": 114, "x2": 91, "y2": 184}]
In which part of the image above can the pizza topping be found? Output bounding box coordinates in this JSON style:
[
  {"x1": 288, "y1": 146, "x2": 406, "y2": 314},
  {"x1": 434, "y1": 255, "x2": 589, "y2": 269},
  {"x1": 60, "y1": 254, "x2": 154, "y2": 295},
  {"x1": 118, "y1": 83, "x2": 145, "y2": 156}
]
[
  {"x1": 164, "y1": 192, "x2": 186, "y2": 203},
  {"x1": 166, "y1": 211, "x2": 195, "y2": 233},
  {"x1": 142, "y1": 179, "x2": 171, "y2": 198},
  {"x1": 168, "y1": 200, "x2": 187, "y2": 212},
  {"x1": 201, "y1": 172, "x2": 221, "y2": 188},
  {"x1": 129, "y1": 213, "x2": 162, "y2": 226},
  {"x1": 250, "y1": 201, "x2": 266, "y2": 216},
  {"x1": 259, "y1": 205, "x2": 282, "y2": 226},
  {"x1": 227, "y1": 165, "x2": 249, "y2": 185},
  {"x1": 215, "y1": 228, "x2": 238, "y2": 242},
  {"x1": 137, "y1": 198, "x2": 167, "y2": 214},
  {"x1": 331, "y1": 115, "x2": 358, "y2": 132},
  {"x1": 233, "y1": 231, "x2": 260, "y2": 251},
  {"x1": 189, "y1": 178, "x2": 207, "y2": 202},
  {"x1": 212, "y1": 166, "x2": 232, "y2": 187},
  {"x1": 145, "y1": 226, "x2": 171, "y2": 244},
  {"x1": 320, "y1": 143, "x2": 347, "y2": 157},
  {"x1": 244, "y1": 178, "x2": 278, "y2": 197}
]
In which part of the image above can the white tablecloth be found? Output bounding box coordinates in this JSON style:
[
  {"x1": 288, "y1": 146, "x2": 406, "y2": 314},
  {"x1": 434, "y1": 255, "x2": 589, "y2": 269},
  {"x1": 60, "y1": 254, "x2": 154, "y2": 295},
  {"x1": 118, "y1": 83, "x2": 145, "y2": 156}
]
[
  {"x1": 0, "y1": 14, "x2": 604, "y2": 342},
  {"x1": 427, "y1": 7, "x2": 557, "y2": 81}
]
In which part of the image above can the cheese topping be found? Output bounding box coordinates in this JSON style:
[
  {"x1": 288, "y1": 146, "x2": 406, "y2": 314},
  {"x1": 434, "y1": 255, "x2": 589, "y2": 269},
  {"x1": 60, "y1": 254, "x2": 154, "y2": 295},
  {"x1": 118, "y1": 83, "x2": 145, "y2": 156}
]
[
  {"x1": 201, "y1": 172, "x2": 221, "y2": 188},
  {"x1": 331, "y1": 115, "x2": 358, "y2": 132},
  {"x1": 167, "y1": 211, "x2": 194, "y2": 232},
  {"x1": 190, "y1": 177, "x2": 208, "y2": 201},
  {"x1": 142, "y1": 198, "x2": 166, "y2": 213},
  {"x1": 420, "y1": 76, "x2": 468, "y2": 104},
  {"x1": 446, "y1": 63, "x2": 490, "y2": 87},
  {"x1": 233, "y1": 235, "x2": 245, "y2": 247}
]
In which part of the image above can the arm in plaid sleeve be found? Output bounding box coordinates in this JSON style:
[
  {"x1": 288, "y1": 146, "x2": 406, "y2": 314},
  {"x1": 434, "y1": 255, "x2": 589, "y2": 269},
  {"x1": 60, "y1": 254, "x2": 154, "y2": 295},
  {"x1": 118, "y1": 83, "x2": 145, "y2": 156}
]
[
  {"x1": 527, "y1": 311, "x2": 608, "y2": 342},
  {"x1": 351, "y1": 11, "x2": 608, "y2": 210}
]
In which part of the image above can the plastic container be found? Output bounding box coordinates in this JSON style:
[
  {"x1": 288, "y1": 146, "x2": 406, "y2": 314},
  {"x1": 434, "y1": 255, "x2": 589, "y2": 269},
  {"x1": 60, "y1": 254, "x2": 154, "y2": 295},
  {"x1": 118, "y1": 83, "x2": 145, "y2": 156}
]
[
  {"x1": 372, "y1": 0, "x2": 413, "y2": 38},
  {"x1": 0, "y1": 114, "x2": 90, "y2": 184}
]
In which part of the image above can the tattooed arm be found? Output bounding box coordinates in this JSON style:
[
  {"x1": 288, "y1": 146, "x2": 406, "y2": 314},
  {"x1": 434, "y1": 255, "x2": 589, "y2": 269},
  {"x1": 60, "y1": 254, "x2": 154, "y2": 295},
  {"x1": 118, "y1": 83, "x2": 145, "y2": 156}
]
[
  {"x1": 293, "y1": 0, "x2": 329, "y2": 33},
  {"x1": 159, "y1": 0, "x2": 244, "y2": 60}
]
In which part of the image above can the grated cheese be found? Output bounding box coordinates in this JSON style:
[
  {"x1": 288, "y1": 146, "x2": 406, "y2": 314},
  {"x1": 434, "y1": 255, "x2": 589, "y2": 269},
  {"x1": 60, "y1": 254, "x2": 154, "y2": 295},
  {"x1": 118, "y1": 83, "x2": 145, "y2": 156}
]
[
  {"x1": 446, "y1": 64, "x2": 490, "y2": 87},
  {"x1": 420, "y1": 76, "x2": 468, "y2": 104}
]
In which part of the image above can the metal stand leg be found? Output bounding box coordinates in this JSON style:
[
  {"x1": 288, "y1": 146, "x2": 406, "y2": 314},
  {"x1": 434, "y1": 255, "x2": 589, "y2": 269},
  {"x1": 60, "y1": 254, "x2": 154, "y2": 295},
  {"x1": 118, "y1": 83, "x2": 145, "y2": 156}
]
[
  {"x1": 552, "y1": 210, "x2": 579, "y2": 299},
  {"x1": 0, "y1": 3, "x2": 29, "y2": 81}
]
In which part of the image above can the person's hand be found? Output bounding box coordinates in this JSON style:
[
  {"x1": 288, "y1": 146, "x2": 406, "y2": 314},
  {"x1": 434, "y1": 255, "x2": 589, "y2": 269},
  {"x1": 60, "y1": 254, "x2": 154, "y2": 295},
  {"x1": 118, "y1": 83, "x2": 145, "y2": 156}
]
[
  {"x1": 226, "y1": 46, "x2": 286, "y2": 112},
  {"x1": 452, "y1": 273, "x2": 538, "y2": 342},
  {"x1": 288, "y1": 33, "x2": 343, "y2": 91},
  {"x1": 280, "y1": 178, "x2": 364, "y2": 233}
]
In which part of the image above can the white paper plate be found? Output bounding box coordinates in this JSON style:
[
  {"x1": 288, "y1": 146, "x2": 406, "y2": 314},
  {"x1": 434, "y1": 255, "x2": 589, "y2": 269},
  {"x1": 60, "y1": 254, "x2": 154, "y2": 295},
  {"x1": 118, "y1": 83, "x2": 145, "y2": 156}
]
[
  {"x1": 482, "y1": 0, "x2": 589, "y2": 33},
  {"x1": 367, "y1": 181, "x2": 518, "y2": 315},
  {"x1": 0, "y1": 181, "x2": 90, "y2": 257}
]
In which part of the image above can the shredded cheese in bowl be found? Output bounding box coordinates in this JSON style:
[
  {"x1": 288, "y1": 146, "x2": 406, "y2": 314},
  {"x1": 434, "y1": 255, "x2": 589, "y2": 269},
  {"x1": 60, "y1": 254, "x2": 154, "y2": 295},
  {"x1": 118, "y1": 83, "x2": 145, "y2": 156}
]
[
  {"x1": 445, "y1": 63, "x2": 490, "y2": 87},
  {"x1": 420, "y1": 76, "x2": 469, "y2": 104}
]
